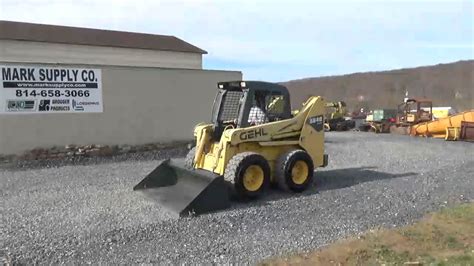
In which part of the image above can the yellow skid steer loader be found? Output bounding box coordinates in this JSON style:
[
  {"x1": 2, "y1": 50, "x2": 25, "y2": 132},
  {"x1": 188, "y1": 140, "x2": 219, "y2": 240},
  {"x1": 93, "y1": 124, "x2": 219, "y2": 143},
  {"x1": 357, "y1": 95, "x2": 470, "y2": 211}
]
[{"x1": 134, "y1": 81, "x2": 328, "y2": 217}]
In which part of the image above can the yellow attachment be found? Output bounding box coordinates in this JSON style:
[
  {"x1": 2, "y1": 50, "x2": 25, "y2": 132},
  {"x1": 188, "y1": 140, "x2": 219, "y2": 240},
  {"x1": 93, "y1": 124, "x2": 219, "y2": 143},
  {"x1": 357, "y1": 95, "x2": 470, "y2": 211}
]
[
  {"x1": 445, "y1": 127, "x2": 460, "y2": 141},
  {"x1": 370, "y1": 123, "x2": 381, "y2": 133},
  {"x1": 325, "y1": 101, "x2": 346, "y2": 120},
  {"x1": 243, "y1": 165, "x2": 264, "y2": 191},
  {"x1": 291, "y1": 160, "x2": 309, "y2": 185},
  {"x1": 411, "y1": 110, "x2": 474, "y2": 137},
  {"x1": 432, "y1": 109, "x2": 450, "y2": 119},
  {"x1": 365, "y1": 114, "x2": 374, "y2": 122}
]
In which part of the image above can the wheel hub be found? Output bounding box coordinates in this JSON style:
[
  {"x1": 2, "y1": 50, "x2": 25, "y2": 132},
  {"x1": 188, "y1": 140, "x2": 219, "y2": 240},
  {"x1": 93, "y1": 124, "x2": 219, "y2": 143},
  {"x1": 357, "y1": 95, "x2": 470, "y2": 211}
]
[
  {"x1": 243, "y1": 165, "x2": 264, "y2": 191},
  {"x1": 291, "y1": 160, "x2": 309, "y2": 185}
]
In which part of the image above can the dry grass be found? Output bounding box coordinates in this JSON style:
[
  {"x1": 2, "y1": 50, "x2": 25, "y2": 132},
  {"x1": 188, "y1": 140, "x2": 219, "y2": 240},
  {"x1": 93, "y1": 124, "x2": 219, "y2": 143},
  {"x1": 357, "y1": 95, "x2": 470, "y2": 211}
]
[{"x1": 261, "y1": 203, "x2": 474, "y2": 266}]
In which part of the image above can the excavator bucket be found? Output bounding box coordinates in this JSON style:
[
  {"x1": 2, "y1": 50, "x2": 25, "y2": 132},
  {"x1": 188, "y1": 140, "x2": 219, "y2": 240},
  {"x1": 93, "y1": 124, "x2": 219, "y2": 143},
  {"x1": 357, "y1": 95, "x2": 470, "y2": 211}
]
[{"x1": 133, "y1": 159, "x2": 230, "y2": 217}]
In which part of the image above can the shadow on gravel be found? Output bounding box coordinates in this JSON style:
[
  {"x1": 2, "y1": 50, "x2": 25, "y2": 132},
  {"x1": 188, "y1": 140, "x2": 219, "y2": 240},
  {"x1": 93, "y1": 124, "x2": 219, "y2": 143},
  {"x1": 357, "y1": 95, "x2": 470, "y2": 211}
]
[
  {"x1": 230, "y1": 166, "x2": 417, "y2": 211},
  {"x1": 315, "y1": 166, "x2": 417, "y2": 192}
]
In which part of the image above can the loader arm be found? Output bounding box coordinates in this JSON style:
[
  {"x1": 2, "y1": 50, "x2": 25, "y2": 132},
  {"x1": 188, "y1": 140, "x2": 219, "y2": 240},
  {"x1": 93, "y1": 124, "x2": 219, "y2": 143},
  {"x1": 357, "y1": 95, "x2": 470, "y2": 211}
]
[{"x1": 193, "y1": 124, "x2": 213, "y2": 167}]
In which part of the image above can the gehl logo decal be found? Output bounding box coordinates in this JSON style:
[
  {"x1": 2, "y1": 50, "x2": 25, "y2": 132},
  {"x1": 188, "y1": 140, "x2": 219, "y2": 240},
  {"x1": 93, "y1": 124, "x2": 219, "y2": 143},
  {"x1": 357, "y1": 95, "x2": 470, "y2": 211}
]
[{"x1": 240, "y1": 128, "x2": 268, "y2": 140}]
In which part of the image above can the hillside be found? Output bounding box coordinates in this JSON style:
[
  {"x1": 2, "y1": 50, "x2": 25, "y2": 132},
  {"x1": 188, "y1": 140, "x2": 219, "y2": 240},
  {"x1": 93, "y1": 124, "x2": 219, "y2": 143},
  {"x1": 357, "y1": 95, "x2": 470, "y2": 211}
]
[{"x1": 281, "y1": 60, "x2": 474, "y2": 113}]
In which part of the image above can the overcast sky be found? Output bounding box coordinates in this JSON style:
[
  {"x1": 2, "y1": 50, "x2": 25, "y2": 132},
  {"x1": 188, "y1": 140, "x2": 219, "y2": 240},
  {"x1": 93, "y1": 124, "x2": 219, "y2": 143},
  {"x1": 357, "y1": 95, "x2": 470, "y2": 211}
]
[{"x1": 0, "y1": 0, "x2": 472, "y2": 81}]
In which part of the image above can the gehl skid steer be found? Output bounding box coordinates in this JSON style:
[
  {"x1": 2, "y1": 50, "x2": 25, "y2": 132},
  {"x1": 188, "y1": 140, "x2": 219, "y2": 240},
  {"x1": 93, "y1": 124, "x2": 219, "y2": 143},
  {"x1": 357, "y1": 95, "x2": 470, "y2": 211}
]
[{"x1": 134, "y1": 81, "x2": 328, "y2": 217}]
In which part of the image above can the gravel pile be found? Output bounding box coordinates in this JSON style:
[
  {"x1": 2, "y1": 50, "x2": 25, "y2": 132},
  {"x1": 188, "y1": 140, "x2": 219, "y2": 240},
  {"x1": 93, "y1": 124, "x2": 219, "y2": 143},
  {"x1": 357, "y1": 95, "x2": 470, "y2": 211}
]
[{"x1": 1, "y1": 132, "x2": 473, "y2": 264}]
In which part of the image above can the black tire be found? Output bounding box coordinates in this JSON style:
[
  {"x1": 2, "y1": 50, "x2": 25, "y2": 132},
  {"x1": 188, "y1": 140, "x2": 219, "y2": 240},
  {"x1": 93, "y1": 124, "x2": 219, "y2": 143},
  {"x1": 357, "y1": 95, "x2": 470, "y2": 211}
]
[
  {"x1": 184, "y1": 146, "x2": 196, "y2": 169},
  {"x1": 275, "y1": 149, "x2": 314, "y2": 192},
  {"x1": 224, "y1": 152, "x2": 271, "y2": 199}
]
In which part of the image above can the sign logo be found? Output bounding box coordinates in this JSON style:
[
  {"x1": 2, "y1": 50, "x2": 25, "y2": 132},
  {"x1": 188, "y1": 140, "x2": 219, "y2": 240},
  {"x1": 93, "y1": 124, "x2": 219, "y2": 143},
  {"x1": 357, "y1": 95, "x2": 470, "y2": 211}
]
[
  {"x1": 38, "y1": 99, "x2": 51, "y2": 111},
  {"x1": 52, "y1": 99, "x2": 70, "y2": 105},
  {"x1": 72, "y1": 99, "x2": 84, "y2": 111},
  {"x1": 7, "y1": 100, "x2": 35, "y2": 111}
]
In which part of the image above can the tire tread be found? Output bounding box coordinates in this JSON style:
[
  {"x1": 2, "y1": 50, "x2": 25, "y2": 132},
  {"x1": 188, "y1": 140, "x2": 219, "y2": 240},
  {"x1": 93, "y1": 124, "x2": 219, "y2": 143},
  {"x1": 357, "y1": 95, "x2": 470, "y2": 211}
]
[
  {"x1": 224, "y1": 152, "x2": 258, "y2": 184},
  {"x1": 275, "y1": 149, "x2": 314, "y2": 192},
  {"x1": 224, "y1": 151, "x2": 269, "y2": 199}
]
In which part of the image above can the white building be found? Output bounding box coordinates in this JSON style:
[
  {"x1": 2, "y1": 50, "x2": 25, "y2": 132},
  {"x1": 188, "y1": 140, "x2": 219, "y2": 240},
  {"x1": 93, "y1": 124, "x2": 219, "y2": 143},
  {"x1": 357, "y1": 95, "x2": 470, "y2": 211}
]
[{"x1": 0, "y1": 20, "x2": 242, "y2": 155}]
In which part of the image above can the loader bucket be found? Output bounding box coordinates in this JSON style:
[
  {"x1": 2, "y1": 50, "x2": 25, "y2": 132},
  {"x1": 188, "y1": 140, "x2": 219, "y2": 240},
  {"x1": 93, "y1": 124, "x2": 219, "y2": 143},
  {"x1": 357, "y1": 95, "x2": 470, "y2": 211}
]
[{"x1": 133, "y1": 159, "x2": 230, "y2": 217}]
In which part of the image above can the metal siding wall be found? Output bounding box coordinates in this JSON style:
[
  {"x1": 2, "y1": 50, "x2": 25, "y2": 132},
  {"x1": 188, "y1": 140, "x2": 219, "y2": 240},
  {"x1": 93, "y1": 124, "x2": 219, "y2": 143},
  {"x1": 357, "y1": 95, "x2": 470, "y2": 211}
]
[{"x1": 0, "y1": 65, "x2": 242, "y2": 154}]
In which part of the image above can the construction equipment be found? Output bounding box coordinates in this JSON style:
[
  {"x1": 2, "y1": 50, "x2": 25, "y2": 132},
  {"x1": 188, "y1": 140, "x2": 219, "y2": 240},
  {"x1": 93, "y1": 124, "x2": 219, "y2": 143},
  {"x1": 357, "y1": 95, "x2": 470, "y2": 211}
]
[
  {"x1": 430, "y1": 107, "x2": 454, "y2": 119},
  {"x1": 460, "y1": 121, "x2": 474, "y2": 141},
  {"x1": 358, "y1": 109, "x2": 397, "y2": 133},
  {"x1": 410, "y1": 110, "x2": 474, "y2": 139},
  {"x1": 445, "y1": 127, "x2": 461, "y2": 141},
  {"x1": 390, "y1": 98, "x2": 433, "y2": 135},
  {"x1": 324, "y1": 101, "x2": 355, "y2": 131},
  {"x1": 134, "y1": 81, "x2": 328, "y2": 217}
]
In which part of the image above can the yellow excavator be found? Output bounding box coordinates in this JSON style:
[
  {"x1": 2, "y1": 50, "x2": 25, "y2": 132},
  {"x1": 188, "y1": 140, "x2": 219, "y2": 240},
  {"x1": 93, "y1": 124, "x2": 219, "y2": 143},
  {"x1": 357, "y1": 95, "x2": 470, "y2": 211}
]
[
  {"x1": 324, "y1": 101, "x2": 355, "y2": 131},
  {"x1": 134, "y1": 81, "x2": 328, "y2": 217}
]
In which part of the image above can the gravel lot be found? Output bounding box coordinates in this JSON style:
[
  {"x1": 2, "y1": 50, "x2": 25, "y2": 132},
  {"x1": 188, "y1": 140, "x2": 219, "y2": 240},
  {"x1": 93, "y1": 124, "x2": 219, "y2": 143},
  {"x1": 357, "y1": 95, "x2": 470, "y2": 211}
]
[{"x1": 1, "y1": 132, "x2": 473, "y2": 264}]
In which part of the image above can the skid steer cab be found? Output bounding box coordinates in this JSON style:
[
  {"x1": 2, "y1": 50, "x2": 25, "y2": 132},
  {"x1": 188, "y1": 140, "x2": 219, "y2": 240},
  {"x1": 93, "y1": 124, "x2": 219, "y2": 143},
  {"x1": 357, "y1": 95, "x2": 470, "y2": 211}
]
[{"x1": 134, "y1": 81, "x2": 329, "y2": 217}]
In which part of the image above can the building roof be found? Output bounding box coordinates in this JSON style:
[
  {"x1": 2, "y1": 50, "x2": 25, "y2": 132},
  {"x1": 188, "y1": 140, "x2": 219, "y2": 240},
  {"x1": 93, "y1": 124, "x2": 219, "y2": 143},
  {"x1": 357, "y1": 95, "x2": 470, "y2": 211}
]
[{"x1": 0, "y1": 20, "x2": 207, "y2": 54}]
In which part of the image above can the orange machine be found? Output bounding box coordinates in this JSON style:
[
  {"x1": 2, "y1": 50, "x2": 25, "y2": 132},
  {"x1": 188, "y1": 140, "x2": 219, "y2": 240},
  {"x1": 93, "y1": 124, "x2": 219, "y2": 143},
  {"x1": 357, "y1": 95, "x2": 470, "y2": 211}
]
[
  {"x1": 410, "y1": 110, "x2": 474, "y2": 139},
  {"x1": 390, "y1": 98, "x2": 433, "y2": 135}
]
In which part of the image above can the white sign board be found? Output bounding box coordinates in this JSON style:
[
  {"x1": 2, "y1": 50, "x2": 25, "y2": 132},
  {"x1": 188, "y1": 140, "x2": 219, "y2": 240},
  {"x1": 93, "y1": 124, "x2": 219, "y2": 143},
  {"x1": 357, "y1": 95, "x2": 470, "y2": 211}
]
[{"x1": 1, "y1": 65, "x2": 103, "y2": 114}]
